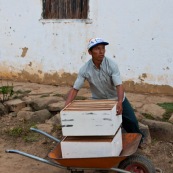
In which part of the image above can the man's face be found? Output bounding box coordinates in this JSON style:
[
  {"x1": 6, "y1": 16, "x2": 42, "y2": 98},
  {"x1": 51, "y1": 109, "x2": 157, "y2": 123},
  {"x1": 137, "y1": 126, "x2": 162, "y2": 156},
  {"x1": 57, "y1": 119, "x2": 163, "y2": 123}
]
[{"x1": 88, "y1": 44, "x2": 106, "y2": 62}]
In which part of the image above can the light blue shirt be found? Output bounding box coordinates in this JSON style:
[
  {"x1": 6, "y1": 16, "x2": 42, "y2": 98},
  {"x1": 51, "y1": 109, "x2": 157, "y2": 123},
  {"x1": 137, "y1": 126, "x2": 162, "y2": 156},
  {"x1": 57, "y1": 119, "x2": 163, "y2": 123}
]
[{"x1": 73, "y1": 57, "x2": 123, "y2": 99}]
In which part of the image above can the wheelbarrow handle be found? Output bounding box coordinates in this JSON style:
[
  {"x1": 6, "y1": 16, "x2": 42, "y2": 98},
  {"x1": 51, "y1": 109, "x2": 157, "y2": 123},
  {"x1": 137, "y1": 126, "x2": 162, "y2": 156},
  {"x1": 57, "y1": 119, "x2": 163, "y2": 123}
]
[
  {"x1": 30, "y1": 127, "x2": 61, "y2": 143},
  {"x1": 5, "y1": 150, "x2": 66, "y2": 169},
  {"x1": 5, "y1": 150, "x2": 132, "y2": 173}
]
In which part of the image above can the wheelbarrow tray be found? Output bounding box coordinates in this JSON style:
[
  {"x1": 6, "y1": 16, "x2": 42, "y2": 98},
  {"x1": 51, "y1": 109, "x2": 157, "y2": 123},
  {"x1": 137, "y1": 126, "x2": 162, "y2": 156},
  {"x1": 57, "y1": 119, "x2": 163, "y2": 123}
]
[{"x1": 48, "y1": 133, "x2": 141, "y2": 169}]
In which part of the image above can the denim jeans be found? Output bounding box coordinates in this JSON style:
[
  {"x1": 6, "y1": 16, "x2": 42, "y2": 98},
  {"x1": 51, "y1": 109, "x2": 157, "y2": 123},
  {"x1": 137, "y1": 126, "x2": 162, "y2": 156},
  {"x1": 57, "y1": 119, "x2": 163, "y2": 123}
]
[{"x1": 122, "y1": 97, "x2": 144, "y2": 139}]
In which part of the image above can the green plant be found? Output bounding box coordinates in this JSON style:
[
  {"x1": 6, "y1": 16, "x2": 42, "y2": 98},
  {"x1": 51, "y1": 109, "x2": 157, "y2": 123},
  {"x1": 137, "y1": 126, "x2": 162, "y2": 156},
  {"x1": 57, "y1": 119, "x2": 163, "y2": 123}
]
[
  {"x1": 53, "y1": 124, "x2": 62, "y2": 131},
  {"x1": 0, "y1": 84, "x2": 14, "y2": 102},
  {"x1": 13, "y1": 89, "x2": 31, "y2": 99},
  {"x1": 7, "y1": 127, "x2": 23, "y2": 137},
  {"x1": 22, "y1": 134, "x2": 39, "y2": 142},
  {"x1": 40, "y1": 94, "x2": 50, "y2": 98},
  {"x1": 157, "y1": 102, "x2": 173, "y2": 121},
  {"x1": 141, "y1": 113, "x2": 155, "y2": 120},
  {"x1": 5, "y1": 122, "x2": 39, "y2": 142},
  {"x1": 53, "y1": 93, "x2": 65, "y2": 98},
  {"x1": 15, "y1": 90, "x2": 31, "y2": 94},
  {"x1": 75, "y1": 95, "x2": 87, "y2": 100},
  {"x1": 151, "y1": 138, "x2": 158, "y2": 145}
]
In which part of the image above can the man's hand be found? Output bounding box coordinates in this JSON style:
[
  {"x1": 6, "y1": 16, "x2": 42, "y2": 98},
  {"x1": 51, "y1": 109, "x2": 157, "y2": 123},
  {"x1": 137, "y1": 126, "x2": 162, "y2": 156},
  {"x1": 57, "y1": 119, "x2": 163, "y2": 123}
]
[{"x1": 116, "y1": 101, "x2": 123, "y2": 115}]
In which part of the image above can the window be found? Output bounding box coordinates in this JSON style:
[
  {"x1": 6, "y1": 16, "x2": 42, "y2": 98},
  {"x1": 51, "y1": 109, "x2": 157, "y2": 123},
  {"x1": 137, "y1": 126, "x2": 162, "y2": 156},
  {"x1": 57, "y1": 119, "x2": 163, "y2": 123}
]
[{"x1": 43, "y1": 0, "x2": 89, "y2": 19}]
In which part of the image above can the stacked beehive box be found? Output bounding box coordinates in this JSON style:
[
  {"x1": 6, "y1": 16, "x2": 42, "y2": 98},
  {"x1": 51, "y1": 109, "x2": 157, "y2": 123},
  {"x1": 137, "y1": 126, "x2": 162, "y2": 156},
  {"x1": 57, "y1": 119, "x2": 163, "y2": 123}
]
[{"x1": 60, "y1": 100, "x2": 122, "y2": 158}]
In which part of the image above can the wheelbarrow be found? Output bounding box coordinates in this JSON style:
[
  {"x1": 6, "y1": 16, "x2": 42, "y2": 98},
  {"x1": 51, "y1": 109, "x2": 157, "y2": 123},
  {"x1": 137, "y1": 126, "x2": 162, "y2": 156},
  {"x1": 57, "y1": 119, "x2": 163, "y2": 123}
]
[{"x1": 6, "y1": 128, "x2": 156, "y2": 173}]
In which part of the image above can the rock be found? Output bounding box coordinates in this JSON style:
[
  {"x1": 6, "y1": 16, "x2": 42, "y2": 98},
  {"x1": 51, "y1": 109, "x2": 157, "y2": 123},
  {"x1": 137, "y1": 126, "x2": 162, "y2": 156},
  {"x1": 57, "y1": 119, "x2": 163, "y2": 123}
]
[
  {"x1": 169, "y1": 113, "x2": 173, "y2": 123},
  {"x1": 141, "y1": 119, "x2": 173, "y2": 141},
  {"x1": 17, "y1": 111, "x2": 35, "y2": 121},
  {"x1": 135, "y1": 112, "x2": 145, "y2": 121},
  {"x1": 0, "y1": 103, "x2": 8, "y2": 116},
  {"x1": 36, "y1": 123, "x2": 54, "y2": 134},
  {"x1": 4, "y1": 99, "x2": 26, "y2": 112},
  {"x1": 22, "y1": 96, "x2": 33, "y2": 105},
  {"x1": 30, "y1": 96, "x2": 63, "y2": 111},
  {"x1": 13, "y1": 87, "x2": 32, "y2": 93},
  {"x1": 145, "y1": 95, "x2": 173, "y2": 104},
  {"x1": 125, "y1": 93, "x2": 147, "y2": 102},
  {"x1": 17, "y1": 109, "x2": 51, "y2": 123},
  {"x1": 51, "y1": 86, "x2": 72, "y2": 95},
  {"x1": 47, "y1": 101, "x2": 65, "y2": 112},
  {"x1": 139, "y1": 122, "x2": 151, "y2": 144},
  {"x1": 29, "y1": 85, "x2": 58, "y2": 95},
  {"x1": 33, "y1": 109, "x2": 52, "y2": 123},
  {"x1": 21, "y1": 106, "x2": 33, "y2": 111},
  {"x1": 140, "y1": 104, "x2": 165, "y2": 119},
  {"x1": 46, "y1": 113, "x2": 61, "y2": 125},
  {"x1": 12, "y1": 93, "x2": 24, "y2": 99},
  {"x1": 131, "y1": 102, "x2": 143, "y2": 109},
  {"x1": 8, "y1": 112, "x2": 17, "y2": 117}
]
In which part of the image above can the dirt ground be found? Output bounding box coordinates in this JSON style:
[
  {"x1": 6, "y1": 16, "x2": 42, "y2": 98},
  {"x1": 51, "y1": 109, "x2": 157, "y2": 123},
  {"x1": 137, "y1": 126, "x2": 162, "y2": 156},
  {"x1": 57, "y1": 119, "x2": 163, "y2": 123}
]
[
  {"x1": 0, "y1": 114, "x2": 173, "y2": 173},
  {"x1": 0, "y1": 80, "x2": 173, "y2": 173}
]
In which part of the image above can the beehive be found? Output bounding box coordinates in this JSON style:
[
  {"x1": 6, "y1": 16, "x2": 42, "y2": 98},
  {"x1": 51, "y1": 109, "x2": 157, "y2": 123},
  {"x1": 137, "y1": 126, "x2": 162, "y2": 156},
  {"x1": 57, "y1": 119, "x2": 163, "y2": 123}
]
[
  {"x1": 61, "y1": 128, "x2": 122, "y2": 158},
  {"x1": 60, "y1": 100, "x2": 122, "y2": 136}
]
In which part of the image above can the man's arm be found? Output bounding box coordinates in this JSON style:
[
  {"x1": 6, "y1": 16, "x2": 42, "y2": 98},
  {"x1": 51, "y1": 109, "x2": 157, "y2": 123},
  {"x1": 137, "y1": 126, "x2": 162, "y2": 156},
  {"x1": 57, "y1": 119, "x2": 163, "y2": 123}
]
[
  {"x1": 116, "y1": 84, "x2": 124, "y2": 115},
  {"x1": 65, "y1": 88, "x2": 79, "y2": 107}
]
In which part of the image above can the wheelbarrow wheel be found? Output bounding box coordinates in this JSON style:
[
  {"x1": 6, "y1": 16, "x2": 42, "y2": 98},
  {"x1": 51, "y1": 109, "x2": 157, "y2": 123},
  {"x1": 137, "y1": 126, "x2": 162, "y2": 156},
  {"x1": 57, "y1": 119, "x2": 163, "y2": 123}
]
[{"x1": 118, "y1": 154, "x2": 155, "y2": 173}]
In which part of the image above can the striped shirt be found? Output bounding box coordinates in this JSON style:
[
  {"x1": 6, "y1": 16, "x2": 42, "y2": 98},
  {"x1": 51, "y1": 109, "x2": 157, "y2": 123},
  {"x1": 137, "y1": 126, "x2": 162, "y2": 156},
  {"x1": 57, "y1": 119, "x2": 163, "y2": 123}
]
[{"x1": 73, "y1": 57, "x2": 123, "y2": 99}]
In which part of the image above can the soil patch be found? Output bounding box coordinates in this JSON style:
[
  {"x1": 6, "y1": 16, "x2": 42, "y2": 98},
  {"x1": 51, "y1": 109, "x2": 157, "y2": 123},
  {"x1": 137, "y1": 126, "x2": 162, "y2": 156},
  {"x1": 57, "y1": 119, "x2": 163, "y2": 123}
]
[{"x1": 0, "y1": 115, "x2": 173, "y2": 173}]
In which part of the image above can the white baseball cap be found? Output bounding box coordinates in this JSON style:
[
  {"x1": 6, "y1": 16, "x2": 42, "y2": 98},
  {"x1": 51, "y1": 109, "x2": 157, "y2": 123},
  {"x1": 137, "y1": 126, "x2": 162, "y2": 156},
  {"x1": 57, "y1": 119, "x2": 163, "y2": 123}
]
[{"x1": 87, "y1": 38, "x2": 109, "y2": 50}]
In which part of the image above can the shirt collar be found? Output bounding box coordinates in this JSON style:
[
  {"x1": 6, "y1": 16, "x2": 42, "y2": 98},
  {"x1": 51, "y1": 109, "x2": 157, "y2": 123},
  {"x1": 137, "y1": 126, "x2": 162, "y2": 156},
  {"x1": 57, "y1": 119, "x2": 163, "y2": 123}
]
[{"x1": 91, "y1": 57, "x2": 105, "y2": 69}]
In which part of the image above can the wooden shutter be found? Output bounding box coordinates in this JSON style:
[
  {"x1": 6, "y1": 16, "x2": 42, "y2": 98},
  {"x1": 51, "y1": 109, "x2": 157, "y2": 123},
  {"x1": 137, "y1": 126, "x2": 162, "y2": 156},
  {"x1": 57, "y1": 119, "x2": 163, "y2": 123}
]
[{"x1": 43, "y1": 0, "x2": 89, "y2": 19}]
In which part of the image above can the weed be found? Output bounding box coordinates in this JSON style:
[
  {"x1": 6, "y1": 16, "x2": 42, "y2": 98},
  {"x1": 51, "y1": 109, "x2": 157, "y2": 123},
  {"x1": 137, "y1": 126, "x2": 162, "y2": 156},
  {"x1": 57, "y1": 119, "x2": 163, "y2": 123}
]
[
  {"x1": 0, "y1": 84, "x2": 14, "y2": 102},
  {"x1": 53, "y1": 93, "x2": 65, "y2": 98},
  {"x1": 52, "y1": 124, "x2": 62, "y2": 133},
  {"x1": 75, "y1": 96, "x2": 87, "y2": 100},
  {"x1": 7, "y1": 127, "x2": 23, "y2": 137},
  {"x1": 40, "y1": 94, "x2": 50, "y2": 98},
  {"x1": 55, "y1": 124, "x2": 62, "y2": 130},
  {"x1": 5, "y1": 122, "x2": 39, "y2": 142},
  {"x1": 157, "y1": 102, "x2": 173, "y2": 121},
  {"x1": 15, "y1": 90, "x2": 31, "y2": 94},
  {"x1": 151, "y1": 138, "x2": 158, "y2": 145},
  {"x1": 23, "y1": 134, "x2": 39, "y2": 142},
  {"x1": 24, "y1": 90, "x2": 31, "y2": 93},
  {"x1": 142, "y1": 113, "x2": 155, "y2": 120}
]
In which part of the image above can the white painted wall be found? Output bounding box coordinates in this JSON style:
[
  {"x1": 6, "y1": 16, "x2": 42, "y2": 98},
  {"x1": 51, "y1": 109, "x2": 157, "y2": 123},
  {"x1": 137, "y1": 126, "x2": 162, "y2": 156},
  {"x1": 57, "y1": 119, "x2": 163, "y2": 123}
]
[{"x1": 0, "y1": 0, "x2": 173, "y2": 86}]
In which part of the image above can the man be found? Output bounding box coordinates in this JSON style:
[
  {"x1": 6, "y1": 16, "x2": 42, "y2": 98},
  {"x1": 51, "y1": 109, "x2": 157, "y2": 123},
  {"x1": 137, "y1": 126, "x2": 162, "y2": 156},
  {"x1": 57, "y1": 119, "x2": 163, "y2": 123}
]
[{"x1": 65, "y1": 37, "x2": 144, "y2": 141}]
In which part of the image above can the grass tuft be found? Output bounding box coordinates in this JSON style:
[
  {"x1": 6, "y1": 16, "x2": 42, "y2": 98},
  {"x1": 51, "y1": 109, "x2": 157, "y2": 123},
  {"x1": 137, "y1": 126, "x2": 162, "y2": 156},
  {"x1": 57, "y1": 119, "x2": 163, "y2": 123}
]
[
  {"x1": 157, "y1": 102, "x2": 173, "y2": 121},
  {"x1": 5, "y1": 123, "x2": 39, "y2": 142},
  {"x1": 75, "y1": 96, "x2": 87, "y2": 100},
  {"x1": 142, "y1": 113, "x2": 155, "y2": 120}
]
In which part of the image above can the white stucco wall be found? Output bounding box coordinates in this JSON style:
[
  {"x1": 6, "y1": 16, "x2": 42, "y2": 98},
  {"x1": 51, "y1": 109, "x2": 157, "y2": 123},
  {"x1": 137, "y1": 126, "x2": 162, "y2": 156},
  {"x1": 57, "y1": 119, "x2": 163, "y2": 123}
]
[{"x1": 0, "y1": 0, "x2": 173, "y2": 87}]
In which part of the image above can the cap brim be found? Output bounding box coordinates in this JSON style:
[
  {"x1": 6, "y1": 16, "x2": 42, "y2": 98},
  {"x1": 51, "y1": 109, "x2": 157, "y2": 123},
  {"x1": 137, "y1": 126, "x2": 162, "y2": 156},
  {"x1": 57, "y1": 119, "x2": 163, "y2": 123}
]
[{"x1": 88, "y1": 42, "x2": 109, "y2": 50}]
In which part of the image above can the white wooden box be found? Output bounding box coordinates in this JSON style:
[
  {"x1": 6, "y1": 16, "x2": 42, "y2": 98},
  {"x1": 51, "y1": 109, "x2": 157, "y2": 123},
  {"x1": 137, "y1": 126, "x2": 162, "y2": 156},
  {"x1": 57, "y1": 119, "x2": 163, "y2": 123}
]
[
  {"x1": 61, "y1": 128, "x2": 122, "y2": 158},
  {"x1": 60, "y1": 100, "x2": 122, "y2": 136}
]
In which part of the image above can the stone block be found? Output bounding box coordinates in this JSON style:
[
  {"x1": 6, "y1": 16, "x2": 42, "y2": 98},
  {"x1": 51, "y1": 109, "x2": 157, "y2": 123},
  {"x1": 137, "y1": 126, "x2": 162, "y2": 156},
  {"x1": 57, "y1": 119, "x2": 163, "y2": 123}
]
[
  {"x1": 141, "y1": 119, "x2": 173, "y2": 141},
  {"x1": 30, "y1": 96, "x2": 63, "y2": 111},
  {"x1": 48, "y1": 101, "x2": 65, "y2": 112},
  {"x1": 4, "y1": 99, "x2": 26, "y2": 112}
]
